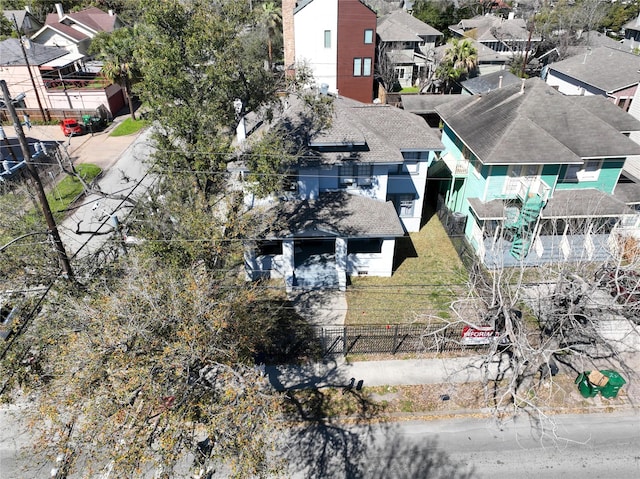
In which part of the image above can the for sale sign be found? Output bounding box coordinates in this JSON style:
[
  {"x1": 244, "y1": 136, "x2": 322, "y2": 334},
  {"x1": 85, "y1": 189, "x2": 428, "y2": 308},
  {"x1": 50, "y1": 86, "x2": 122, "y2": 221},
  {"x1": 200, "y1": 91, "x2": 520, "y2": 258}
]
[{"x1": 461, "y1": 325, "x2": 500, "y2": 345}]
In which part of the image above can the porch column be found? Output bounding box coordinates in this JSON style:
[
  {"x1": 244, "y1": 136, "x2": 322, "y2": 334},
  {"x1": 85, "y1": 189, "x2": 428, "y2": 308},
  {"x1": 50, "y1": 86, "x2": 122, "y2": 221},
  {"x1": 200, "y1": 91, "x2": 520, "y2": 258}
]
[
  {"x1": 335, "y1": 237, "x2": 347, "y2": 292},
  {"x1": 243, "y1": 241, "x2": 258, "y2": 281},
  {"x1": 283, "y1": 239, "x2": 295, "y2": 292}
]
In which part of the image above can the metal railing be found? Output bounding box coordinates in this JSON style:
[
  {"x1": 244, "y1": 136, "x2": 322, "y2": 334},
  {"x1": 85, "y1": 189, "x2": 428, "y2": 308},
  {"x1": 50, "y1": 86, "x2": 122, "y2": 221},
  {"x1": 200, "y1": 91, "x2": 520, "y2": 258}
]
[{"x1": 315, "y1": 323, "x2": 488, "y2": 356}]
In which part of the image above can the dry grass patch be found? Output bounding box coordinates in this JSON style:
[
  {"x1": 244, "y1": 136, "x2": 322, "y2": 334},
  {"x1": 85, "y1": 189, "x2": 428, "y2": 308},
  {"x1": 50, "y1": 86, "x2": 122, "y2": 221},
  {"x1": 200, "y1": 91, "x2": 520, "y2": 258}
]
[{"x1": 346, "y1": 212, "x2": 468, "y2": 325}]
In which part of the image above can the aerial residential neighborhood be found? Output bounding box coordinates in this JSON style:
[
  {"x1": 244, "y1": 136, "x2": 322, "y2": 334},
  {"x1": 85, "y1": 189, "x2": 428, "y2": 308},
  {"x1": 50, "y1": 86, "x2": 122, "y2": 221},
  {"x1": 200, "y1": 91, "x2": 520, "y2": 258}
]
[{"x1": 1, "y1": 1, "x2": 640, "y2": 478}]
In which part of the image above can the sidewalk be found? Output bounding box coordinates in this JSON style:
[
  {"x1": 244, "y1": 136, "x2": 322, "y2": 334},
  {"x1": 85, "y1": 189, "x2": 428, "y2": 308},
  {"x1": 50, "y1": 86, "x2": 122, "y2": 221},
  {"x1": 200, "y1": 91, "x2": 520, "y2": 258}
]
[{"x1": 267, "y1": 355, "x2": 494, "y2": 390}]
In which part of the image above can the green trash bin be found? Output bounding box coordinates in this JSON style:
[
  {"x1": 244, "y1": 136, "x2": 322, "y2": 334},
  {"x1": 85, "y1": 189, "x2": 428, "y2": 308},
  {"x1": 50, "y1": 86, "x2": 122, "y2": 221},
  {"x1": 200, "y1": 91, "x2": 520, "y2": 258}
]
[
  {"x1": 575, "y1": 372, "x2": 599, "y2": 398},
  {"x1": 599, "y1": 370, "x2": 626, "y2": 399}
]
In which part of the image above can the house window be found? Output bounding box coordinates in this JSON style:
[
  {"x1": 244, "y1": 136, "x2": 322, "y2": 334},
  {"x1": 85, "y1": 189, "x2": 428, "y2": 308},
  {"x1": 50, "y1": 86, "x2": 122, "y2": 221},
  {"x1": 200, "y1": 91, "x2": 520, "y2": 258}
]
[
  {"x1": 339, "y1": 163, "x2": 373, "y2": 187},
  {"x1": 394, "y1": 195, "x2": 415, "y2": 217},
  {"x1": 339, "y1": 163, "x2": 356, "y2": 186},
  {"x1": 364, "y1": 29, "x2": 374, "y2": 44},
  {"x1": 348, "y1": 238, "x2": 382, "y2": 254},
  {"x1": 357, "y1": 163, "x2": 373, "y2": 186},
  {"x1": 257, "y1": 241, "x2": 282, "y2": 256},
  {"x1": 395, "y1": 67, "x2": 405, "y2": 79},
  {"x1": 363, "y1": 58, "x2": 372, "y2": 76},
  {"x1": 353, "y1": 58, "x2": 362, "y2": 76},
  {"x1": 324, "y1": 30, "x2": 331, "y2": 48},
  {"x1": 563, "y1": 160, "x2": 602, "y2": 182},
  {"x1": 283, "y1": 173, "x2": 298, "y2": 193}
]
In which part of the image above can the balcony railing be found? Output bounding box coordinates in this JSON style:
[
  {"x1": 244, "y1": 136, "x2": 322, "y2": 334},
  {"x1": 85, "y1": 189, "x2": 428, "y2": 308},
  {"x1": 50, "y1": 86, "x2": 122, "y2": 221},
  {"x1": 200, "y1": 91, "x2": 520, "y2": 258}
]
[
  {"x1": 42, "y1": 75, "x2": 111, "y2": 91},
  {"x1": 441, "y1": 151, "x2": 469, "y2": 177}
]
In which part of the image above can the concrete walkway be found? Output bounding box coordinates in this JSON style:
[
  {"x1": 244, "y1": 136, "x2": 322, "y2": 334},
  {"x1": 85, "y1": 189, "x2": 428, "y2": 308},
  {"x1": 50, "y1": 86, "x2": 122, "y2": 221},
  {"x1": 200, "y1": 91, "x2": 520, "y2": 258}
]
[{"x1": 267, "y1": 355, "x2": 494, "y2": 391}]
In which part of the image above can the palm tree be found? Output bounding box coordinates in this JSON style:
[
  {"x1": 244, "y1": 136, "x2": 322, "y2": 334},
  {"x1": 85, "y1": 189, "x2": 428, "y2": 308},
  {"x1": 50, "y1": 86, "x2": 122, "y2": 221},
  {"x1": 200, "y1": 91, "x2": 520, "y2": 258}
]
[
  {"x1": 259, "y1": 2, "x2": 282, "y2": 71},
  {"x1": 443, "y1": 38, "x2": 478, "y2": 78},
  {"x1": 90, "y1": 27, "x2": 140, "y2": 120},
  {"x1": 437, "y1": 38, "x2": 478, "y2": 92}
]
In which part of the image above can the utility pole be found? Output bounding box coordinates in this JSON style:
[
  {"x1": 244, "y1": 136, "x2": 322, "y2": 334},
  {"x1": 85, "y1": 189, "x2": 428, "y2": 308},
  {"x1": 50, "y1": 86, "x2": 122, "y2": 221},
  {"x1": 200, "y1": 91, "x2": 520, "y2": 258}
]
[
  {"x1": 12, "y1": 15, "x2": 48, "y2": 122},
  {"x1": 1, "y1": 80, "x2": 74, "y2": 279}
]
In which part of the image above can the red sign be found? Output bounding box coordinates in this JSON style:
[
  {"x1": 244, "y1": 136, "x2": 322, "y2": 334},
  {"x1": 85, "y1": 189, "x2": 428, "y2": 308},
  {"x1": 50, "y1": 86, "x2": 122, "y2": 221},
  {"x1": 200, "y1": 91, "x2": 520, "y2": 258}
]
[{"x1": 461, "y1": 325, "x2": 500, "y2": 345}]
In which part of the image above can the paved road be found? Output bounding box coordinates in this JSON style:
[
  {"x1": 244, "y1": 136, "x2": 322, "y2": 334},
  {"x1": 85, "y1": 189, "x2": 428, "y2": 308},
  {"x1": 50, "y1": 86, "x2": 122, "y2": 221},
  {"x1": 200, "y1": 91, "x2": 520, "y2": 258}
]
[
  {"x1": 281, "y1": 412, "x2": 640, "y2": 479},
  {"x1": 58, "y1": 128, "x2": 155, "y2": 259}
]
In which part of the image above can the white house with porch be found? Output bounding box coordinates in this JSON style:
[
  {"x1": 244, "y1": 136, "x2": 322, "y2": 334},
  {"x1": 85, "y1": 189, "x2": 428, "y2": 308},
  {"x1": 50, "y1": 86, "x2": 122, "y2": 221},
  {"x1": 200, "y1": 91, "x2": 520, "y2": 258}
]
[{"x1": 238, "y1": 94, "x2": 443, "y2": 291}]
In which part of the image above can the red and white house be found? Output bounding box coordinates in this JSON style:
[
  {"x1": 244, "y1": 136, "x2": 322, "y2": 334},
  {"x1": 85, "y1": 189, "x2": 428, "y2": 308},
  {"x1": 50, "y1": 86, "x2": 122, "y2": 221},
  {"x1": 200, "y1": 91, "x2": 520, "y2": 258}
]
[{"x1": 283, "y1": 0, "x2": 377, "y2": 103}]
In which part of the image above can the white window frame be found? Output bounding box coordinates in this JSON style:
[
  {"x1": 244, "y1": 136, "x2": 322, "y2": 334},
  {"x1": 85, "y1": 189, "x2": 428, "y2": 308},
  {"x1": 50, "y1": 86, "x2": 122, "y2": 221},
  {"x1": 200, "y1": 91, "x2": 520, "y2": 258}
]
[
  {"x1": 353, "y1": 58, "x2": 362, "y2": 76},
  {"x1": 363, "y1": 57, "x2": 372, "y2": 76},
  {"x1": 398, "y1": 195, "x2": 415, "y2": 217},
  {"x1": 577, "y1": 159, "x2": 602, "y2": 182},
  {"x1": 564, "y1": 160, "x2": 602, "y2": 182},
  {"x1": 364, "y1": 29, "x2": 374, "y2": 44},
  {"x1": 324, "y1": 30, "x2": 331, "y2": 48}
]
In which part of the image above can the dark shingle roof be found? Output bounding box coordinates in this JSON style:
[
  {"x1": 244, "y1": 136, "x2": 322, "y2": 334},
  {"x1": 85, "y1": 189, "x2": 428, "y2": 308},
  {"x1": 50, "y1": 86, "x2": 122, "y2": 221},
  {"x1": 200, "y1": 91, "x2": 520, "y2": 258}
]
[
  {"x1": 265, "y1": 191, "x2": 405, "y2": 238},
  {"x1": 435, "y1": 77, "x2": 640, "y2": 165},
  {"x1": 283, "y1": 95, "x2": 443, "y2": 163},
  {"x1": 400, "y1": 94, "x2": 462, "y2": 114},
  {"x1": 547, "y1": 46, "x2": 640, "y2": 93},
  {"x1": 569, "y1": 96, "x2": 640, "y2": 133},
  {"x1": 461, "y1": 70, "x2": 521, "y2": 94},
  {"x1": 0, "y1": 38, "x2": 67, "y2": 66},
  {"x1": 542, "y1": 189, "x2": 635, "y2": 218},
  {"x1": 614, "y1": 181, "x2": 640, "y2": 205},
  {"x1": 469, "y1": 189, "x2": 636, "y2": 219},
  {"x1": 377, "y1": 10, "x2": 443, "y2": 42}
]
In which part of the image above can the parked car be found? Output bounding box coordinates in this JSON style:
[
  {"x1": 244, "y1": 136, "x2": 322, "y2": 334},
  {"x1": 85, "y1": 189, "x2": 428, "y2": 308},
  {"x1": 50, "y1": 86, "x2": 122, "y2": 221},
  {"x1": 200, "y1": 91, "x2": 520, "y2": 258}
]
[{"x1": 59, "y1": 118, "x2": 84, "y2": 136}]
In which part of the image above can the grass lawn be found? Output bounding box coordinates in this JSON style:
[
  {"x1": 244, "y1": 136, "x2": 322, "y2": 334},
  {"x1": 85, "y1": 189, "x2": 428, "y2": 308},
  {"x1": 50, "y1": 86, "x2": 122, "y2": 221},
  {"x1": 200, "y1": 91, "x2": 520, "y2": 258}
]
[
  {"x1": 110, "y1": 117, "x2": 149, "y2": 137},
  {"x1": 346, "y1": 210, "x2": 468, "y2": 325},
  {"x1": 47, "y1": 164, "x2": 102, "y2": 218},
  {"x1": 399, "y1": 86, "x2": 420, "y2": 93}
]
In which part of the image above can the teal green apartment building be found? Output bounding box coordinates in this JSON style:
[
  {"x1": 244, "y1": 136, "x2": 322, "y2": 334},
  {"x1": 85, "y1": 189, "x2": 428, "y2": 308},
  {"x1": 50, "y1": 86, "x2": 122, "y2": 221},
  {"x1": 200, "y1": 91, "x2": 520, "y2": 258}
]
[{"x1": 430, "y1": 78, "x2": 640, "y2": 267}]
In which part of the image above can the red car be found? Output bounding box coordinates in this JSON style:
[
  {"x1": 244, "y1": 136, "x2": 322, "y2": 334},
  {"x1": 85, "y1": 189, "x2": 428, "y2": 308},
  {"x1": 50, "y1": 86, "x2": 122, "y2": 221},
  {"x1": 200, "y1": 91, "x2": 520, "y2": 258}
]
[{"x1": 59, "y1": 118, "x2": 84, "y2": 136}]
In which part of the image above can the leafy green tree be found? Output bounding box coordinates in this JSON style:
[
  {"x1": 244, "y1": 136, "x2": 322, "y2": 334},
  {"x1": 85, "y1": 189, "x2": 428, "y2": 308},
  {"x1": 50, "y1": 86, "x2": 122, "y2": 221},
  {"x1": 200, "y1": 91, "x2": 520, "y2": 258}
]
[
  {"x1": 90, "y1": 27, "x2": 141, "y2": 120},
  {"x1": 133, "y1": 0, "x2": 280, "y2": 191},
  {"x1": 412, "y1": 0, "x2": 460, "y2": 39},
  {"x1": 0, "y1": 14, "x2": 14, "y2": 40}
]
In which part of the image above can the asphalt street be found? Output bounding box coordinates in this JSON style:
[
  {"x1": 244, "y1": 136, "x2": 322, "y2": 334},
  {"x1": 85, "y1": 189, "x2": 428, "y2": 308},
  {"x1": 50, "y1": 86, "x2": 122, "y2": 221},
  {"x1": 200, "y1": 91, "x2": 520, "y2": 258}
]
[{"x1": 280, "y1": 411, "x2": 640, "y2": 479}]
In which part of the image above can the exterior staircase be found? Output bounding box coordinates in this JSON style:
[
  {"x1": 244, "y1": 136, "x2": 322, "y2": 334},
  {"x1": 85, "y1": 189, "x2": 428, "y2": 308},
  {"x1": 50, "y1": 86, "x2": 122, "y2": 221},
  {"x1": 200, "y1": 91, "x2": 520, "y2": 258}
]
[{"x1": 505, "y1": 196, "x2": 545, "y2": 260}]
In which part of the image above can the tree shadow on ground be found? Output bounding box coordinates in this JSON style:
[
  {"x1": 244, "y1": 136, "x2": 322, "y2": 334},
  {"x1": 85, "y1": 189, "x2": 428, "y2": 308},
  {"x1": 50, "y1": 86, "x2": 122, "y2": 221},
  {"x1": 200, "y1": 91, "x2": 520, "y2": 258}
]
[
  {"x1": 281, "y1": 403, "x2": 477, "y2": 479},
  {"x1": 251, "y1": 298, "x2": 323, "y2": 365}
]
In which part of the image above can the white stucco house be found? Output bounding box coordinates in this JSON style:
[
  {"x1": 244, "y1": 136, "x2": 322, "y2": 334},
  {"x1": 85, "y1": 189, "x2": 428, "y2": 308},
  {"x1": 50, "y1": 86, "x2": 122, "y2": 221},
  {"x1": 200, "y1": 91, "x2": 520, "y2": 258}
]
[{"x1": 234, "y1": 93, "x2": 443, "y2": 291}]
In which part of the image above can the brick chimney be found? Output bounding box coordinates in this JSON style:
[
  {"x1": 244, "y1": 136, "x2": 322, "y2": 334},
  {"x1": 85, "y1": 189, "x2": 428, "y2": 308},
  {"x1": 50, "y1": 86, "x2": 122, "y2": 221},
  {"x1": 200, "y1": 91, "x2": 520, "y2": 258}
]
[{"x1": 283, "y1": 0, "x2": 296, "y2": 77}]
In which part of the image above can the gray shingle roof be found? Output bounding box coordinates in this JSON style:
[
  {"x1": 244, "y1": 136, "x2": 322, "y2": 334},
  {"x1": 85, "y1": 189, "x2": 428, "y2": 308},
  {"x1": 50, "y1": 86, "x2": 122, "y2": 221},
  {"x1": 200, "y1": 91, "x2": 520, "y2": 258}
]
[
  {"x1": 0, "y1": 38, "x2": 67, "y2": 66},
  {"x1": 469, "y1": 189, "x2": 635, "y2": 219},
  {"x1": 283, "y1": 95, "x2": 443, "y2": 163},
  {"x1": 461, "y1": 70, "x2": 521, "y2": 94},
  {"x1": 542, "y1": 189, "x2": 635, "y2": 218},
  {"x1": 377, "y1": 10, "x2": 443, "y2": 42},
  {"x1": 265, "y1": 191, "x2": 405, "y2": 238},
  {"x1": 547, "y1": 46, "x2": 640, "y2": 93},
  {"x1": 450, "y1": 15, "x2": 537, "y2": 43},
  {"x1": 614, "y1": 181, "x2": 640, "y2": 205},
  {"x1": 435, "y1": 77, "x2": 640, "y2": 165},
  {"x1": 568, "y1": 95, "x2": 640, "y2": 133},
  {"x1": 400, "y1": 94, "x2": 462, "y2": 114}
]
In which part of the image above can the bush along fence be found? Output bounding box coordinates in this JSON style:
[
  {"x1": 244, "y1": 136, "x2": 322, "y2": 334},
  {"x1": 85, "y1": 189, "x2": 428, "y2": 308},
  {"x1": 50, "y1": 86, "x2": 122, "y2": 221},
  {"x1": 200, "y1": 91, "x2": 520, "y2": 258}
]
[{"x1": 314, "y1": 323, "x2": 493, "y2": 356}]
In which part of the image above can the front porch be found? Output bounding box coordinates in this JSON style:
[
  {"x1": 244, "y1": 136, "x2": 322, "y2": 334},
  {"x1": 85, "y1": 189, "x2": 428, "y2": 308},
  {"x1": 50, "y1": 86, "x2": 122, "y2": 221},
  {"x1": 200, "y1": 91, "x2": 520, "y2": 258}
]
[{"x1": 480, "y1": 233, "x2": 614, "y2": 269}]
